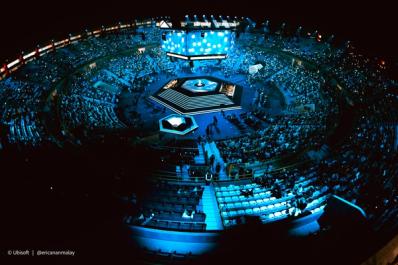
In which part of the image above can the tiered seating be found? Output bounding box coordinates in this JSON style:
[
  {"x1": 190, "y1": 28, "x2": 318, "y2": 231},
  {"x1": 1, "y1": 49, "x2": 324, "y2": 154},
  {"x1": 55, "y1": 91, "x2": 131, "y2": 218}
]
[
  {"x1": 61, "y1": 96, "x2": 125, "y2": 130},
  {"x1": 216, "y1": 119, "x2": 325, "y2": 164},
  {"x1": 60, "y1": 75, "x2": 126, "y2": 131},
  {"x1": 215, "y1": 179, "x2": 328, "y2": 228},
  {"x1": 7, "y1": 115, "x2": 43, "y2": 145},
  {"x1": 271, "y1": 65, "x2": 326, "y2": 107},
  {"x1": 126, "y1": 183, "x2": 207, "y2": 231},
  {"x1": 0, "y1": 79, "x2": 46, "y2": 146}
]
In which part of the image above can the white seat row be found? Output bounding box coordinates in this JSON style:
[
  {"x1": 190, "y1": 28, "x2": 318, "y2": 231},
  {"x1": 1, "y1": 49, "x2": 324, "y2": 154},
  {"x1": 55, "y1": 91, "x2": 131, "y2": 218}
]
[
  {"x1": 306, "y1": 195, "x2": 328, "y2": 211},
  {"x1": 263, "y1": 210, "x2": 289, "y2": 223},
  {"x1": 8, "y1": 117, "x2": 42, "y2": 144},
  {"x1": 221, "y1": 201, "x2": 288, "y2": 218},
  {"x1": 215, "y1": 183, "x2": 257, "y2": 192},
  {"x1": 217, "y1": 190, "x2": 273, "y2": 203},
  {"x1": 216, "y1": 186, "x2": 265, "y2": 197},
  {"x1": 219, "y1": 195, "x2": 278, "y2": 208},
  {"x1": 311, "y1": 205, "x2": 325, "y2": 214}
]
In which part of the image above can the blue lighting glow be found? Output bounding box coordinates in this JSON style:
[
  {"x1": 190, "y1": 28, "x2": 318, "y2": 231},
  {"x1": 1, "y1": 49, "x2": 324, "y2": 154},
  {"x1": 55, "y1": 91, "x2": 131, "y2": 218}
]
[
  {"x1": 161, "y1": 30, "x2": 235, "y2": 56},
  {"x1": 130, "y1": 226, "x2": 219, "y2": 255},
  {"x1": 181, "y1": 78, "x2": 219, "y2": 93}
]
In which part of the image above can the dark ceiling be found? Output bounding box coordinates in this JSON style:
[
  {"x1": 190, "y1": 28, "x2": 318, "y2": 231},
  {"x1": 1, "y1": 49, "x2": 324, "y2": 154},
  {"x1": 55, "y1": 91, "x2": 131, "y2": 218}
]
[{"x1": 1, "y1": 0, "x2": 396, "y2": 65}]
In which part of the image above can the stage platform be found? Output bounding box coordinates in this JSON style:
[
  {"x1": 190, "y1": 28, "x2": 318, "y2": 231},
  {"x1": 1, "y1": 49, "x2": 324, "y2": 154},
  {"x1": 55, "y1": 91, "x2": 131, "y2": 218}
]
[{"x1": 150, "y1": 76, "x2": 242, "y2": 115}]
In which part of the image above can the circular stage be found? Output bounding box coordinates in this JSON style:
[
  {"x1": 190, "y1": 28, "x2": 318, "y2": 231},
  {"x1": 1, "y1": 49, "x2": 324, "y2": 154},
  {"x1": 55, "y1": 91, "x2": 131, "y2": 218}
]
[{"x1": 182, "y1": 78, "x2": 219, "y2": 93}]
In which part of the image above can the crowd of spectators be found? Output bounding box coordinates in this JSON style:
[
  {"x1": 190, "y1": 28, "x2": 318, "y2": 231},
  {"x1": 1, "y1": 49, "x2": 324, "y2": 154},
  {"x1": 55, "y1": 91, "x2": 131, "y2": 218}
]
[
  {"x1": 0, "y1": 22, "x2": 396, "y2": 232},
  {"x1": 311, "y1": 108, "x2": 398, "y2": 232},
  {"x1": 217, "y1": 120, "x2": 325, "y2": 164},
  {"x1": 216, "y1": 59, "x2": 333, "y2": 165},
  {"x1": 0, "y1": 78, "x2": 48, "y2": 146},
  {"x1": 211, "y1": 26, "x2": 397, "y2": 232},
  {"x1": 0, "y1": 21, "x2": 397, "y2": 260},
  {"x1": 60, "y1": 71, "x2": 125, "y2": 131},
  {"x1": 0, "y1": 25, "x2": 161, "y2": 146}
]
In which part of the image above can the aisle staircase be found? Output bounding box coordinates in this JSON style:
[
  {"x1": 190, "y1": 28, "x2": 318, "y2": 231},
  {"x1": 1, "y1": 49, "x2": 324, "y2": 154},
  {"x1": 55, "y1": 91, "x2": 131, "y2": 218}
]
[
  {"x1": 201, "y1": 185, "x2": 224, "y2": 231},
  {"x1": 104, "y1": 69, "x2": 131, "y2": 87},
  {"x1": 204, "y1": 141, "x2": 228, "y2": 180},
  {"x1": 194, "y1": 143, "x2": 206, "y2": 165}
]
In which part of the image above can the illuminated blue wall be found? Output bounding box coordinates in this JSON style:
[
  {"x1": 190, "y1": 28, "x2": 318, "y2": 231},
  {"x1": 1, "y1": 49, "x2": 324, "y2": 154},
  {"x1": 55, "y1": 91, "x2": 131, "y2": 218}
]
[{"x1": 161, "y1": 30, "x2": 235, "y2": 56}]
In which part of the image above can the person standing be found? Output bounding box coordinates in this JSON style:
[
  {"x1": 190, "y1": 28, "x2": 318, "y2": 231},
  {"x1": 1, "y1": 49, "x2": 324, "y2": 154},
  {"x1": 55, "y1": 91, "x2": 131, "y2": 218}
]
[{"x1": 213, "y1": 116, "x2": 218, "y2": 126}]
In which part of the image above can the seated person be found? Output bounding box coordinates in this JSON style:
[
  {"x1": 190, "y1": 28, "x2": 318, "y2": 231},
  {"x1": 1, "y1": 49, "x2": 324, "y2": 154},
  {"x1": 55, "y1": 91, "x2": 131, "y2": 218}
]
[
  {"x1": 138, "y1": 213, "x2": 145, "y2": 220},
  {"x1": 241, "y1": 189, "x2": 254, "y2": 198},
  {"x1": 182, "y1": 209, "x2": 195, "y2": 219}
]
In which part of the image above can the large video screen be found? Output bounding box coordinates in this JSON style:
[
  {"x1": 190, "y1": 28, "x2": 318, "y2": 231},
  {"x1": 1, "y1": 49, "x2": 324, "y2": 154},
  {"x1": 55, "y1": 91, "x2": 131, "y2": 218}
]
[{"x1": 161, "y1": 30, "x2": 235, "y2": 57}]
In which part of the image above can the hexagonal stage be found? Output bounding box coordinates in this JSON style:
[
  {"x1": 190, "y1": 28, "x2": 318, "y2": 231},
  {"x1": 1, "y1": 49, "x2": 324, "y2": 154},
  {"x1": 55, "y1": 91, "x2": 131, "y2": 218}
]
[
  {"x1": 159, "y1": 114, "x2": 198, "y2": 135},
  {"x1": 150, "y1": 76, "x2": 242, "y2": 115}
]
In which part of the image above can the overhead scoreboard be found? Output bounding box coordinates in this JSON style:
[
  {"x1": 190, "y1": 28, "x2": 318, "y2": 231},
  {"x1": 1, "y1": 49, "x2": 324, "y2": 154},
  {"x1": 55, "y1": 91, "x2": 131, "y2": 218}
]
[{"x1": 161, "y1": 30, "x2": 235, "y2": 60}]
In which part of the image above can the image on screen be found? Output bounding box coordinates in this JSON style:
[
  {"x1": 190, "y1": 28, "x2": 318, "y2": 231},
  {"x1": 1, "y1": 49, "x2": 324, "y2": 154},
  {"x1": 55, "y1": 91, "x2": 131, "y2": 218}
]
[{"x1": 161, "y1": 30, "x2": 235, "y2": 56}]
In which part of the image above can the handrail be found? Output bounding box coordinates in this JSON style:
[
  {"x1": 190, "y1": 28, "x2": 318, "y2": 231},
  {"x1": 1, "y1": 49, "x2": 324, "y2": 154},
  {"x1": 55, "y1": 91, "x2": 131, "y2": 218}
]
[{"x1": 148, "y1": 158, "x2": 312, "y2": 183}]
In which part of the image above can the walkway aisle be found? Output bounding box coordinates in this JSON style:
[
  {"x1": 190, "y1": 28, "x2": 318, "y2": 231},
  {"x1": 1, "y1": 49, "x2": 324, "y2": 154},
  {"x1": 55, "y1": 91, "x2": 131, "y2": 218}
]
[
  {"x1": 268, "y1": 66, "x2": 295, "y2": 105},
  {"x1": 201, "y1": 185, "x2": 224, "y2": 231},
  {"x1": 229, "y1": 75, "x2": 246, "y2": 86},
  {"x1": 204, "y1": 141, "x2": 228, "y2": 180},
  {"x1": 266, "y1": 66, "x2": 288, "y2": 82},
  {"x1": 104, "y1": 69, "x2": 131, "y2": 87},
  {"x1": 194, "y1": 143, "x2": 206, "y2": 165}
]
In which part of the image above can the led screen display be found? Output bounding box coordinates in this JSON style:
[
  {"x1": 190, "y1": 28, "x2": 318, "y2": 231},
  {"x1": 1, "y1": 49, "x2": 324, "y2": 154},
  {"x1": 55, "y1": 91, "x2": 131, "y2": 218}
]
[{"x1": 161, "y1": 30, "x2": 235, "y2": 56}]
